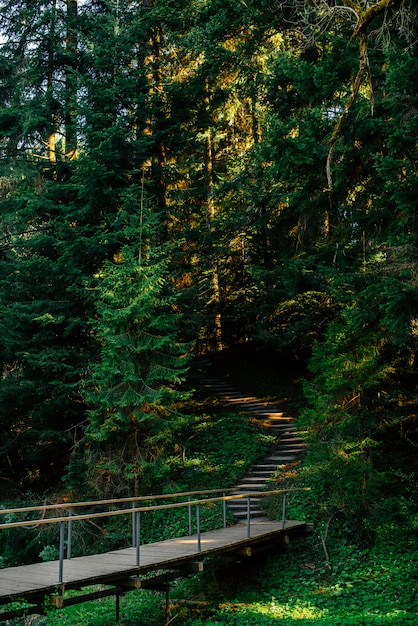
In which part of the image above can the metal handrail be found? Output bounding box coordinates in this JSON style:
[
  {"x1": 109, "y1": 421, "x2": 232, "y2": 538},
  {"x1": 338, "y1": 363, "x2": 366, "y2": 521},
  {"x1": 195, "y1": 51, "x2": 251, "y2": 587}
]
[
  {"x1": 0, "y1": 488, "x2": 309, "y2": 529},
  {"x1": 0, "y1": 488, "x2": 310, "y2": 586},
  {"x1": 0, "y1": 488, "x2": 231, "y2": 517}
]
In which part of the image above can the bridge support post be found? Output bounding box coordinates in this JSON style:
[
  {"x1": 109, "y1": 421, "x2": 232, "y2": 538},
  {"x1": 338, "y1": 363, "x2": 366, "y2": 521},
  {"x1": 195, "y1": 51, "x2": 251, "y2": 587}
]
[
  {"x1": 164, "y1": 577, "x2": 170, "y2": 624},
  {"x1": 116, "y1": 592, "x2": 120, "y2": 622}
]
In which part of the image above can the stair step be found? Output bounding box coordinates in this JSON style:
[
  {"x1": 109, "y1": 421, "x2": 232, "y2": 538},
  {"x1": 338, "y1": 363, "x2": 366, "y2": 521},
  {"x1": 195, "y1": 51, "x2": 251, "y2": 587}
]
[
  {"x1": 250, "y1": 408, "x2": 286, "y2": 413},
  {"x1": 279, "y1": 437, "x2": 300, "y2": 442},
  {"x1": 246, "y1": 465, "x2": 277, "y2": 480},
  {"x1": 248, "y1": 466, "x2": 278, "y2": 472},
  {"x1": 228, "y1": 502, "x2": 263, "y2": 509},
  {"x1": 278, "y1": 437, "x2": 305, "y2": 443},
  {"x1": 229, "y1": 511, "x2": 265, "y2": 520},
  {"x1": 203, "y1": 383, "x2": 238, "y2": 393},
  {"x1": 227, "y1": 504, "x2": 263, "y2": 511},
  {"x1": 257, "y1": 419, "x2": 288, "y2": 424},
  {"x1": 280, "y1": 438, "x2": 306, "y2": 448},
  {"x1": 235, "y1": 484, "x2": 266, "y2": 490},
  {"x1": 239, "y1": 476, "x2": 272, "y2": 482},
  {"x1": 219, "y1": 393, "x2": 256, "y2": 399},
  {"x1": 203, "y1": 378, "x2": 306, "y2": 522},
  {"x1": 253, "y1": 464, "x2": 283, "y2": 469},
  {"x1": 224, "y1": 397, "x2": 265, "y2": 402},
  {"x1": 277, "y1": 447, "x2": 305, "y2": 454},
  {"x1": 253, "y1": 415, "x2": 294, "y2": 421},
  {"x1": 228, "y1": 493, "x2": 261, "y2": 500}
]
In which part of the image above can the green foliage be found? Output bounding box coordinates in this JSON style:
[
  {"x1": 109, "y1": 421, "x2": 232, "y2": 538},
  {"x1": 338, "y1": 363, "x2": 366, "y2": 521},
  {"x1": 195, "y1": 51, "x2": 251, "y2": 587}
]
[
  {"x1": 39, "y1": 545, "x2": 59, "y2": 563},
  {"x1": 31, "y1": 588, "x2": 165, "y2": 626},
  {"x1": 77, "y1": 207, "x2": 192, "y2": 494},
  {"x1": 295, "y1": 260, "x2": 418, "y2": 531},
  {"x1": 168, "y1": 410, "x2": 273, "y2": 488},
  {"x1": 174, "y1": 540, "x2": 417, "y2": 626}
]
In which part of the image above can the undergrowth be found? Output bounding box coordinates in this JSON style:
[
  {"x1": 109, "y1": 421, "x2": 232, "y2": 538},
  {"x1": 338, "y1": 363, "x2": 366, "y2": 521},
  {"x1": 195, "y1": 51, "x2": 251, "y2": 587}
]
[
  {"x1": 171, "y1": 538, "x2": 417, "y2": 625},
  {"x1": 2, "y1": 357, "x2": 417, "y2": 626}
]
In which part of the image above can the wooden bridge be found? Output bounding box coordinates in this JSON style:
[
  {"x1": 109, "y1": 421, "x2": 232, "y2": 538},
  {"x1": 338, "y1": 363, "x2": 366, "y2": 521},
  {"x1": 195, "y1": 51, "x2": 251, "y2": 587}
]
[{"x1": 0, "y1": 488, "x2": 309, "y2": 622}]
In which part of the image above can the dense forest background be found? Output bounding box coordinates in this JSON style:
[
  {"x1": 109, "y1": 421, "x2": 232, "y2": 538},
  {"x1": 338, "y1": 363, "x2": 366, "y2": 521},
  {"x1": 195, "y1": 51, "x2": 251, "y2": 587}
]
[{"x1": 0, "y1": 0, "x2": 416, "y2": 546}]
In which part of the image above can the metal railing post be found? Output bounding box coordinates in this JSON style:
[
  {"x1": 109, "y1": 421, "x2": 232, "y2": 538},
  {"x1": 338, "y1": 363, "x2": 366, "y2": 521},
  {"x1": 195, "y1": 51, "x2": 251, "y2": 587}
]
[
  {"x1": 67, "y1": 506, "x2": 73, "y2": 560},
  {"x1": 282, "y1": 492, "x2": 287, "y2": 529},
  {"x1": 188, "y1": 496, "x2": 192, "y2": 536},
  {"x1": 247, "y1": 496, "x2": 251, "y2": 538},
  {"x1": 223, "y1": 492, "x2": 226, "y2": 528},
  {"x1": 59, "y1": 520, "x2": 65, "y2": 585},
  {"x1": 132, "y1": 501, "x2": 137, "y2": 547},
  {"x1": 135, "y1": 511, "x2": 141, "y2": 566},
  {"x1": 196, "y1": 503, "x2": 201, "y2": 552}
]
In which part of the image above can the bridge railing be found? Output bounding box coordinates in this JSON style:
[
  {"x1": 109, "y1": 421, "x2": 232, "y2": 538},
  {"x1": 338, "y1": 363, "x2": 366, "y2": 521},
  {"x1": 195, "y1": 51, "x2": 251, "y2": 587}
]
[{"x1": 0, "y1": 488, "x2": 309, "y2": 585}]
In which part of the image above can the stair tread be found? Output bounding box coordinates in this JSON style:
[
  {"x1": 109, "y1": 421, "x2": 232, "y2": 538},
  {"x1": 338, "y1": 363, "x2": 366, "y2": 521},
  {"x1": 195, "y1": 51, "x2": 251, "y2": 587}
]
[
  {"x1": 253, "y1": 464, "x2": 285, "y2": 468},
  {"x1": 203, "y1": 378, "x2": 306, "y2": 521},
  {"x1": 235, "y1": 481, "x2": 266, "y2": 486},
  {"x1": 232, "y1": 512, "x2": 266, "y2": 516},
  {"x1": 228, "y1": 495, "x2": 262, "y2": 500},
  {"x1": 228, "y1": 504, "x2": 263, "y2": 508},
  {"x1": 280, "y1": 441, "x2": 306, "y2": 448},
  {"x1": 239, "y1": 476, "x2": 273, "y2": 481}
]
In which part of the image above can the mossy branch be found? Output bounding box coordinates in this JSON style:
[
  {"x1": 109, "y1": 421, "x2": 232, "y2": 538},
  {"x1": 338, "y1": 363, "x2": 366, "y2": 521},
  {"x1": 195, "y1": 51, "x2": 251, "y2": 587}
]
[{"x1": 326, "y1": 0, "x2": 403, "y2": 199}]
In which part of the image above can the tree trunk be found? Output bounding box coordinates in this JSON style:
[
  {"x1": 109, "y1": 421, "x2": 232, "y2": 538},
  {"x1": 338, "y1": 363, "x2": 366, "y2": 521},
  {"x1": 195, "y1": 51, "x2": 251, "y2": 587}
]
[
  {"x1": 65, "y1": 0, "x2": 78, "y2": 159},
  {"x1": 204, "y1": 80, "x2": 223, "y2": 351}
]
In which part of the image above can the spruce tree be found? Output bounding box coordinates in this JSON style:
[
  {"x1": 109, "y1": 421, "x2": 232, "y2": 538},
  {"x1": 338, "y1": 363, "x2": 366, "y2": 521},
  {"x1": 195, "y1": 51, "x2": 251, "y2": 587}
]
[{"x1": 81, "y1": 197, "x2": 191, "y2": 497}]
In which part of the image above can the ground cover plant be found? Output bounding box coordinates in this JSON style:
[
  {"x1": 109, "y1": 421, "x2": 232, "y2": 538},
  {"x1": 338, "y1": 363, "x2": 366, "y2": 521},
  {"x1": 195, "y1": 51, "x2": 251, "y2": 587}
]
[{"x1": 172, "y1": 539, "x2": 417, "y2": 625}]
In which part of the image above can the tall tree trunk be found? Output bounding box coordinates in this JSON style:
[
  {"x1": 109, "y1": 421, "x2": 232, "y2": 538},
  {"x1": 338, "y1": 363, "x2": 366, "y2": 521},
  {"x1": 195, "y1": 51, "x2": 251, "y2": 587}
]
[
  {"x1": 65, "y1": 0, "x2": 78, "y2": 159},
  {"x1": 47, "y1": 0, "x2": 58, "y2": 164},
  {"x1": 204, "y1": 80, "x2": 223, "y2": 351}
]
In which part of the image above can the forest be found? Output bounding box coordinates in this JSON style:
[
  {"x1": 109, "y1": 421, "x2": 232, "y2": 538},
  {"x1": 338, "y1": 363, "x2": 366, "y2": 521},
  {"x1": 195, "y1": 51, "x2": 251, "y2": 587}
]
[{"x1": 0, "y1": 0, "x2": 417, "y2": 623}]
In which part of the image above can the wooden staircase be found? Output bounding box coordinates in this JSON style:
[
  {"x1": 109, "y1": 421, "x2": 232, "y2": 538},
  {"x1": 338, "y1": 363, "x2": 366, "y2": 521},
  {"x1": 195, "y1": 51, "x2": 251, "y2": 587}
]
[{"x1": 203, "y1": 379, "x2": 305, "y2": 522}]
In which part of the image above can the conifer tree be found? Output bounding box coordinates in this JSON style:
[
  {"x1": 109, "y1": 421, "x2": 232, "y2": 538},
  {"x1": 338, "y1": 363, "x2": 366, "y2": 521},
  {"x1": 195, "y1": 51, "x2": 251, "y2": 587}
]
[
  {"x1": 82, "y1": 195, "x2": 191, "y2": 496},
  {"x1": 0, "y1": 0, "x2": 86, "y2": 490}
]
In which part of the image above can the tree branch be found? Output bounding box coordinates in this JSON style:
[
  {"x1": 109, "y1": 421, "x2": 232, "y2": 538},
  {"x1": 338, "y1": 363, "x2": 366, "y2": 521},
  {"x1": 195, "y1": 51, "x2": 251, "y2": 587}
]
[
  {"x1": 326, "y1": 31, "x2": 370, "y2": 191},
  {"x1": 352, "y1": 0, "x2": 403, "y2": 37},
  {"x1": 326, "y1": 0, "x2": 404, "y2": 198}
]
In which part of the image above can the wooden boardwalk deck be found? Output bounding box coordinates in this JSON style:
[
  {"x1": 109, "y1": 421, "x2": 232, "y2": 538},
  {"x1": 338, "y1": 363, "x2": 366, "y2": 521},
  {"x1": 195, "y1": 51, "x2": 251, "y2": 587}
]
[{"x1": 0, "y1": 519, "x2": 306, "y2": 616}]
